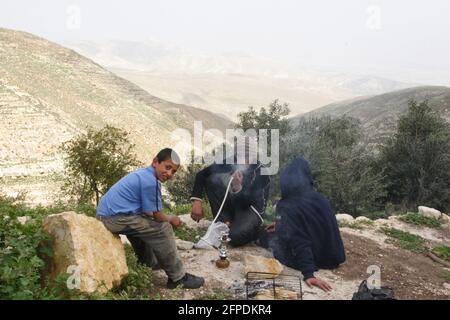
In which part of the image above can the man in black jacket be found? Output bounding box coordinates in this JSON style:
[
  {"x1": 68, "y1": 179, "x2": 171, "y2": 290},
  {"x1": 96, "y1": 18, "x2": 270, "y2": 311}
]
[
  {"x1": 267, "y1": 157, "x2": 346, "y2": 292},
  {"x1": 190, "y1": 154, "x2": 270, "y2": 247}
]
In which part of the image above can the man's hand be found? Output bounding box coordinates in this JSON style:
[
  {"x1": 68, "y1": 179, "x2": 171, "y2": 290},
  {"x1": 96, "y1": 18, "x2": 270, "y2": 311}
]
[
  {"x1": 265, "y1": 222, "x2": 276, "y2": 233},
  {"x1": 305, "y1": 277, "x2": 332, "y2": 292},
  {"x1": 191, "y1": 200, "x2": 203, "y2": 222},
  {"x1": 153, "y1": 212, "x2": 182, "y2": 229},
  {"x1": 169, "y1": 215, "x2": 182, "y2": 229}
]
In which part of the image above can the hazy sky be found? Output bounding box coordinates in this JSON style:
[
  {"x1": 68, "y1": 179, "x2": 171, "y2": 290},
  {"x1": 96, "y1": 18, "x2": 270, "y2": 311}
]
[{"x1": 1, "y1": 0, "x2": 450, "y2": 84}]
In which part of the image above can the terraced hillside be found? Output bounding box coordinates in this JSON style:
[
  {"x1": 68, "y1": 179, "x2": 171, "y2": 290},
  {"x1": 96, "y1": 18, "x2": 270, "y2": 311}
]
[{"x1": 0, "y1": 28, "x2": 232, "y2": 205}]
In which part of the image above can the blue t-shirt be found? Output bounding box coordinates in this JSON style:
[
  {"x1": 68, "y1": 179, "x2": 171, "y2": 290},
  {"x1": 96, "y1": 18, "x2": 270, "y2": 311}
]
[{"x1": 96, "y1": 166, "x2": 162, "y2": 217}]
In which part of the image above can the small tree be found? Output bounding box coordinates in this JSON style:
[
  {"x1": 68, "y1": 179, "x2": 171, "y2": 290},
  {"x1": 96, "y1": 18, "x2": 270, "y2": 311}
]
[
  {"x1": 61, "y1": 125, "x2": 141, "y2": 205},
  {"x1": 380, "y1": 100, "x2": 450, "y2": 212},
  {"x1": 236, "y1": 99, "x2": 291, "y2": 143},
  {"x1": 165, "y1": 162, "x2": 206, "y2": 205},
  {"x1": 284, "y1": 116, "x2": 386, "y2": 216},
  {"x1": 236, "y1": 100, "x2": 291, "y2": 200}
]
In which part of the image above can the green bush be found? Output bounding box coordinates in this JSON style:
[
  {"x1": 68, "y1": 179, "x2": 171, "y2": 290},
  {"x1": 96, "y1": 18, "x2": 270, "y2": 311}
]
[
  {"x1": 379, "y1": 100, "x2": 450, "y2": 212},
  {"x1": 381, "y1": 227, "x2": 428, "y2": 253},
  {"x1": 431, "y1": 245, "x2": 450, "y2": 261},
  {"x1": 399, "y1": 213, "x2": 442, "y2": 229},
  {"x1": 284, "y1": 116, "x2": 386, "y2": 216},
  {"x1": 109, "y1": 245, "x2": 153, "y2": 300},
  {"x1": 174, "y1": 225, "x2": 206, "y2": 242},
  {"x1": 0, "y1": 195, "x2": 53, "y2": 299},
  {"x1": 61, "y1": 125, "x2": 141, "y2": 205}
]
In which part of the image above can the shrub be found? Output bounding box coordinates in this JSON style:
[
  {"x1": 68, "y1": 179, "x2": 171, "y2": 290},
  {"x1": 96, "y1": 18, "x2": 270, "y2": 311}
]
[
  {"x1": 379, "y1": 100, "x2": 450, "y2": 212},
  {"x1": 0, "y1": 195, "x2": 53, "y2": 299},
  {"x1": 381, "y1": 227, "x2": 428, "y2": 253},
  {"x1": 61, "y1": 125, "x2": 140, "y2": 205},
  {"x1": 431, "y1": 245, "x2": 450, "y2": 261},
  {"x1": 399, "y1": 212, "x2": 442, "y2": 229}
]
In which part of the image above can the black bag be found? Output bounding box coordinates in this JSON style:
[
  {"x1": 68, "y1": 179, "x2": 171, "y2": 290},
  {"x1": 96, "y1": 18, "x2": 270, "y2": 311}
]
[{"x1": 352, "y1": 280, "x2": 396, "y2": 300}]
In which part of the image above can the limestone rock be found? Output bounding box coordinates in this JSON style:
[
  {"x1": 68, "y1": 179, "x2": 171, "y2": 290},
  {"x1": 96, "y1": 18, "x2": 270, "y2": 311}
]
[
  {"x1": 244, "y1": 255, "x2": 283, "y2": 276},
  {"x1": 179, "y1": 214, "x2": 211, "y2": 230},
  {"x1": 440, "y1": 213, "x2": 450, "y2": 224},
  {"x1": 43, "y1": 212, "x2": 128, "y2": 293},
  {"x1": 336, "y1": 214, "x2": 354, "y2": 222},
  {"x1": 418, "y1": 206, "x2": 442, "y2": 220},
  {"x1": 17, "y1": 216, "x2": 31, "y2": 225},
  {"x1": 176, "y1": 239, "x2": 195, "y2": 251},
  {"x1": 374, "y1": 218, "x2": 390, "y2": 226},
  {"x1": 355, "y1": 216, "x2": 372, "y2": 223}
]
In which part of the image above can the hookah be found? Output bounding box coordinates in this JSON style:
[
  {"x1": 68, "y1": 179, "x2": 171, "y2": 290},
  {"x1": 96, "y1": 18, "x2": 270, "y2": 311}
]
[{"x1": 215, "y1": 231, "x2": 231, "y2": 268}]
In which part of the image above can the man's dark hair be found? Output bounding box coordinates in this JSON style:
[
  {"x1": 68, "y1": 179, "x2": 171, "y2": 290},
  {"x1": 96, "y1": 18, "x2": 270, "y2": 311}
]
[{"x1": 156, "y1": 148, "x2": 180, "y2": 165}]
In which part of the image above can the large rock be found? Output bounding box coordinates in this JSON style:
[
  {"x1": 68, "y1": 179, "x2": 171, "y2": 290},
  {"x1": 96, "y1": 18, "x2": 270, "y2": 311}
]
[
  {"x1": 355, "y1": 216, "x2": 372, "y2": 223},
  {"x1": 418, "y1": 206, "x2": 442, "y2": 220},
  {"x1": 336, "y1": 214, "x2": 354, "y2": 223},
  {"x1": 176, "y1": 239, "x2": 195, "y2": 251},
  {"x1": 439, "y1": 213, "x2": 450, "y2": 224},
  {"x1": 43, "y1": 212, "x2": 128, "y2": 293},
  {"x1": 244, "y1": 255, "x2": 284, "y2": 276}
]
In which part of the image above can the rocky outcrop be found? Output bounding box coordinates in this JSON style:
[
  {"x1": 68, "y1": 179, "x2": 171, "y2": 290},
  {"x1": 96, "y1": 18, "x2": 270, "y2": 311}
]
[
  {"x1": 336, "y1": 214, "x2": 354, "y2": 222},
  {"x1": 355, "y1": 216, "x2": 372, "y2": 223},
  {"x1": 43, "y1": 212, "x2": 128, "y2": 293},
  {"x1": 176, "y1": 239, "x2": 195, "y2": 251},
  {"x1": 418, "y1": 206, "x2": 442, "y2": 220}
]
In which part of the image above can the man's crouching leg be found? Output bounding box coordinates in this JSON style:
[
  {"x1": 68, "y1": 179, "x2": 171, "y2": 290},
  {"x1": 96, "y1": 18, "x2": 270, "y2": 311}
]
[
  {"x1": 138, "y1": 220, "x2": 204, "y2": 289},
  {"x1": 99, "y1": 215, "x2": 204, "y2": 289},
  {"x1": 228, "y1": 207, "x2": 261, "y2": 247}
]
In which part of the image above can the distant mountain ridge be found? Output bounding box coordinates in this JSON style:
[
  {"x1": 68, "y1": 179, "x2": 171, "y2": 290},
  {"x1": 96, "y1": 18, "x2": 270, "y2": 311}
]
[
  {"x1": 293, "y1": 86, "x2": 450, "y2": 143},
  {"x1": 63, "y1": 40, "x2": 416, "y2": 119}
]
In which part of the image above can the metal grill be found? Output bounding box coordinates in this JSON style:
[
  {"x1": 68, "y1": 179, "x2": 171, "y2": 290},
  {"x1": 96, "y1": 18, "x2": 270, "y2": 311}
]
[{"x1": 245, "y1": 272, "x2": 303, "y2": 300}]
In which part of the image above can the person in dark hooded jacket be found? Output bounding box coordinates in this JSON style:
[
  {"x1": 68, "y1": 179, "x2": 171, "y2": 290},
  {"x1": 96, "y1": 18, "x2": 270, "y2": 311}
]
[{"x1": 267, "y1": 157, "x2": 346, "y2": 292}]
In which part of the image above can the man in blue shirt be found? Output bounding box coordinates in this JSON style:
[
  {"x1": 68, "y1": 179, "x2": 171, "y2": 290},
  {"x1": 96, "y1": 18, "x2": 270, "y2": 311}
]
[{"x1": 97, "y1": 148, "x2": 204, "y2": 289}]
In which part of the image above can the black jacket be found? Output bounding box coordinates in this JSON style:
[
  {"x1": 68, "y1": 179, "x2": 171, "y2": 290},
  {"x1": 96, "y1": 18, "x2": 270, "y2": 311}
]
[
  {"x1": 271, "y1": 157, "x2": 346, "y2": 279},
  {"x1": 191, "y1": 162, "x2": 270, "y2": 213}
]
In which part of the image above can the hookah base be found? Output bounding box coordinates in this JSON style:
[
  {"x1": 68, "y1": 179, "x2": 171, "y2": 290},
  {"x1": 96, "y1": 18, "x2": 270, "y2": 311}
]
[{"x1": 215, "y1": 258, "x2": 230, "y2": 268}]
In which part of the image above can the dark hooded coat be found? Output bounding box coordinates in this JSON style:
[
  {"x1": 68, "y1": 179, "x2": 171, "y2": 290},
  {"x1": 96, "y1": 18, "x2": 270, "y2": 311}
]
[{"x1": 271, "y1": 157, "x2": 346, "y2": 279}]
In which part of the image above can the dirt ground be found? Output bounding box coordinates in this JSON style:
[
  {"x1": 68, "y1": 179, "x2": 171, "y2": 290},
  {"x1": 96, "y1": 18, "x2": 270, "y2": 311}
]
[
  {"x1": 146, "y1": 215, "x2": 450, "y2": 300},
  {"x1": 336, "y1": 232, "x2": 449, "y2": 299}
]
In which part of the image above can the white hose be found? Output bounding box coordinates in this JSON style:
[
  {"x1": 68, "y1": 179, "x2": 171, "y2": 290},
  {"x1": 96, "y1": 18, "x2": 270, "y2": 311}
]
[{"x1": 198, "y1": 175, "x2": 234, "y2": 247}]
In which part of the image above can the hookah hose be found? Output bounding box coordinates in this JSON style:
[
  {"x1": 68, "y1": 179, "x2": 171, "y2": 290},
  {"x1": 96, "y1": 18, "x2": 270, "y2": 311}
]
[
  {"x1": 198, "y1": 175, "x2": 235, "y2": 248},
  {"x1": 198, "y1": 173, "x2": 266, "y2": 247}
]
